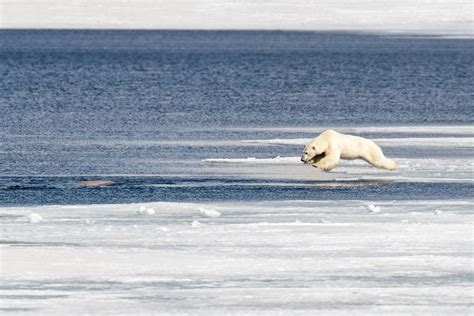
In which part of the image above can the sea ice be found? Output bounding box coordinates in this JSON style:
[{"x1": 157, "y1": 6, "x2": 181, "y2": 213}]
[
  {"x1": 84, "y1": 218, "x2": 95, "y2": 225},
  {"x1": 199, "y1": 207, "x2": 221, "y2": 218},
  {"x1": 27, "y1": 213, "x2": 43, "y2": 224},
  {"x1": 191, "y1": 220, "x2": 203, "y2": 227},
  {"x1": 367, "y1": 204, "x2": 381, "y2": 213},
  {"x1": 145, "y1": 208, "x2": 156, "y2": 216},
  {"x1": 137, "y1": 206, "x2": 147, "y2": 214},
  {"x1": 136, "y1": 206, "x2": 155, "y2": 216},
  {"x1": 1, "y1": 199, "x2": 473, "y2": 314}
]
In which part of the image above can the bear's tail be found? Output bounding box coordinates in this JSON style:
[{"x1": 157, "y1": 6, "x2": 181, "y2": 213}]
[{"x1": 381, "y1": 158, "x2": 398, "y2": 170}]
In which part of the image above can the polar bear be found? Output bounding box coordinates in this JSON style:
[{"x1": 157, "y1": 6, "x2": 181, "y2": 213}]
[{"x1": 301, "y1": 129, "x2": 398, "y2": 171}]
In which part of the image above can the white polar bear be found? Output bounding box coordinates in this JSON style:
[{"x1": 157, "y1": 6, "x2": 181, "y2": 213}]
[{"x1": 301, "y1": 129, "x2": 398, "y2": 172}]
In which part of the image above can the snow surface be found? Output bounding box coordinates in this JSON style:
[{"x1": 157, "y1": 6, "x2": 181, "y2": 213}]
[
  {"x1": 3, "y1": 0, "x2": 472, "y2": 35},
  {"x1": 1, "y1": 200, "x2": 473, "y2": 314}
]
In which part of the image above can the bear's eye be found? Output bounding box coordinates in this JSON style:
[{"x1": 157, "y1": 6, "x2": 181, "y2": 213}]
[{"x1": 312, "y1": 146, "x2": 315, "y2": 150}]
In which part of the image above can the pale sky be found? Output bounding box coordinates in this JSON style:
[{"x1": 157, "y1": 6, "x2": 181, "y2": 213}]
[{"x1": 1, "y1": 0, "x2": 473, "y2": 34}]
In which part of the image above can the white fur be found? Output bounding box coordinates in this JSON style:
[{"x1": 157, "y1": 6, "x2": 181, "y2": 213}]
[{"x1": 301, "y1": 130, "x2": 398, "y2": 172}]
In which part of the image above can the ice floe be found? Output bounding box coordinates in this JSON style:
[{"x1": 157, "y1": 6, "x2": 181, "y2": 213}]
[
  {"x1": 191, "y1": 220, "x2": 203, "y2": 228},
  {"x1": 136, "y1": 206, "x2": 156, "y2": 216},
  {"x1": 198, "y1": 207, "x2": 221, "y2": 218},
  {"x1": 26, "y1": 213, "x2": 43, "y2": 224},
  {"x1": 203, "y1": 156, "x2": 473, "y2": 183},
  {"x1": 367, "y1": 204, "x2": 381, "y2": 213}
]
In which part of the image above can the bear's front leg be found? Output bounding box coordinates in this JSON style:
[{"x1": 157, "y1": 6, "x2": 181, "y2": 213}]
[{"x1": 313, "y1": 147, "x2": 341, "y2": 172}]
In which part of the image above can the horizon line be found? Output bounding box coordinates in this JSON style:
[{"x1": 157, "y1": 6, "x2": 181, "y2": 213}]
[{"x1": 1, "y1": 27, "x2": 473, "y2": 38}]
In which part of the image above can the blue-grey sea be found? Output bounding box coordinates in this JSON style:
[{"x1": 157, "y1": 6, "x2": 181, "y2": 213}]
[{"x1": 1, "y1": 30, "x2": 472, "y2": 205}]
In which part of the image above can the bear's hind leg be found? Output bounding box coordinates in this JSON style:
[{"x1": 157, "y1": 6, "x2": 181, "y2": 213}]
[
  {"x1": 380, "y1": 158, "x2": 398, "y2": 170},
  {"x1": 364, "y1": 150, "x2": 398, "y2": 170}
]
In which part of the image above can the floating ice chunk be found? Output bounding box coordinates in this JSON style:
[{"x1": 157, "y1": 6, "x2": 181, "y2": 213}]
[
  {"x1": 191, "y1": 220, "x2": 202, "y2": 228},
  {"x1": 145, "y1": 208, "x2": 156, "y2": 216},
  {"x1": 319, "y1": 218, "x2": 331, "y2": 224},
  {"x1": 136, "y1": 206, "x2": 155, "y2": 216},
  {"x1": 27, "y1": 213, "x2": 43, "y2": 224},
  {"x1": 137, "y1": 206, "x2": 147, "y2": 214},
  {"x1": 434, "y1": 209, "x2": 443, "y2": 215},
  {"x1": 367, "y1": 204, "x2": 381, "y2": 213},
  {"x1": 199, "y1": 207, "x2": 221, "y2": 218},
  {"x1": 159, "y1": 227, "x2": 170, "y2": 232},
  {"x1": 84, "y1": 218, "x2": 95, "y2": 225}
]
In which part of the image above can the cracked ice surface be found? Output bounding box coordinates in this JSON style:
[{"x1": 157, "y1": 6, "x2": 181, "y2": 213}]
[{"x1": 1, "y1": 200, "x2": 473, "y2": 314}]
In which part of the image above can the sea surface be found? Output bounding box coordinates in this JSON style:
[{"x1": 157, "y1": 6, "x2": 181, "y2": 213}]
[{"x1": 0, "y1": 30, "x2": 473, "y2": 314}]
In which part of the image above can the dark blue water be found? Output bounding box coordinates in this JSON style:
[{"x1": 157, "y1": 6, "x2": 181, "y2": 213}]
[
  {"x1": 1, "y1": 175, "x2": 473, "y2": 205},
  {"x1": 1, "y1": 30, "x2": 472, "y2": 205}
]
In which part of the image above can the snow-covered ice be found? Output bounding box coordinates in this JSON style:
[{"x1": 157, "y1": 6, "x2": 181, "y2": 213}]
[
  {"x1": 202, "y1": 156, "x2": 474, "y2": 184},
  {"x1": 1, "y1": 200, "x2": 473, "y2": 314},
  {"x1": 367, "y1": 204, "x2": 381, "y2": 213},
  {"x1": 26, "y1": 213, "x2": 43, "y2": 224},
  {"x1": 191, "y1": 220, "x2": 203, "y2": 228},
  {"x1": 199, "y1": 207, "x2": 221, "y2": 218},
  {"x1": 136, "y1": 206, "x2": 156, "y2": 216},
  {"x1": 144, "y1": 208, "x2": 156, "y2": 216}
]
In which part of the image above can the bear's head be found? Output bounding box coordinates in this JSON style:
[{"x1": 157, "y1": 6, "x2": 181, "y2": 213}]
[{"x1": 301, "y1": 138, "x2": 326, "y2": 164}]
